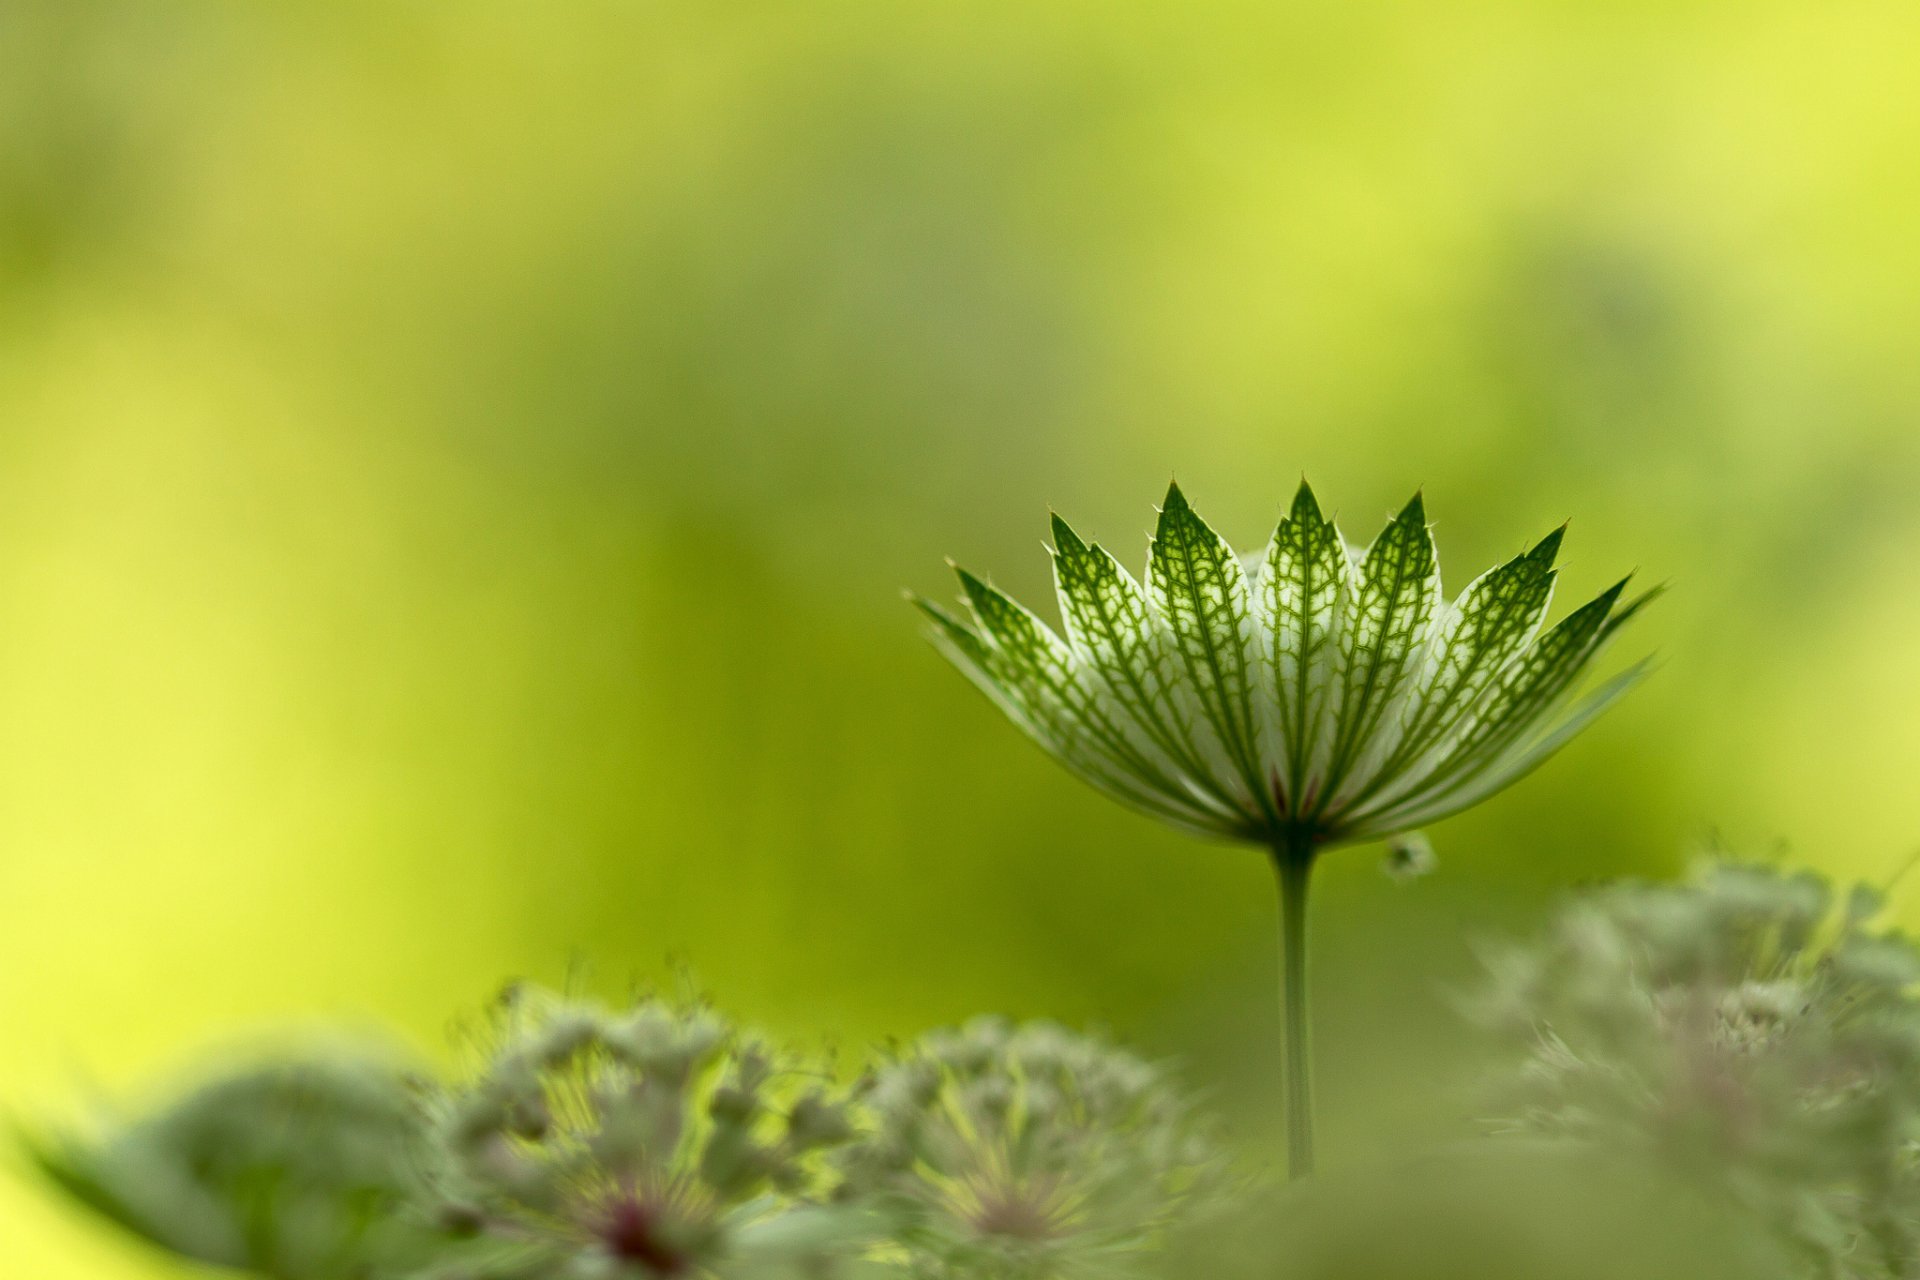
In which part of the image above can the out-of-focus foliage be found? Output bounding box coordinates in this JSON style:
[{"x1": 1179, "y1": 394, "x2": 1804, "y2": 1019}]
[
  {"x1": 6, "y1": 0, "x2": 1920, "y2": 1275},
  {"x1": 27, "y1": 1053, "x2": 441, "y2": 1278},
  {"x1": 1476, "y1": 863, "x2": 1920, "y2": 1278}
]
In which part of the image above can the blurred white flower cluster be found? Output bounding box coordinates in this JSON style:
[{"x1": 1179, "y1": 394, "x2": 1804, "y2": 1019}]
[
  {"x1": 1476, "y1": 863, "x2": 1920, "y2": 1279},
  {"x1": 33, "y1": 988, "x2": 1231, "y2": 1280},
  {"x1": 839, "y1": 1016, "x2": 1229, "y2": 1280}
]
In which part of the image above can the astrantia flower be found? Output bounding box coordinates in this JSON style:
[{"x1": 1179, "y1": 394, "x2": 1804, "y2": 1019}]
[
  {"x1": 915, "y1": 481, "x2": 1652, "y2": 850},
  {"x1": 1475, "y1": 863, "x2": 1920, "y2": 1279},
  {"x1": 839, "y1": 1018, "x2": 1228, "y2": 1280},
  {"x1": 418, "y1": 986, "x2": 869, "y2": 1280},
  {"x1": 915, "y1": 482, "x2": 1655, "y2": 1176}
]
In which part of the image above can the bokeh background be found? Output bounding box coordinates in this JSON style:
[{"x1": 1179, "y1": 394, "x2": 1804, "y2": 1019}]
[{"x1": 5, "y1": 1, "x2": 1920, "y2": 1272}]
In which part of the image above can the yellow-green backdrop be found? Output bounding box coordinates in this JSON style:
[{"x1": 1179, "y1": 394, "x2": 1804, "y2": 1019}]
[{"x1": 5, "y1": 1, "x2": 1920, "y2": 1272}]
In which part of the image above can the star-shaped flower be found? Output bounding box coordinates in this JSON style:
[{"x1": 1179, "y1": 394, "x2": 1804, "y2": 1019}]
[
  {"x1": 915, "y1": 481, "x2": 1654, "y2": 851},
  {"x1": 914, "y1": 481, "x2": 1656, "y2": 1178}
]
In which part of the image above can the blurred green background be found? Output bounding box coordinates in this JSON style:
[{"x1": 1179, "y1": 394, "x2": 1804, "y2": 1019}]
[{"x1": 5, "y1": 0, "x2": 1920, "y2": 1272}]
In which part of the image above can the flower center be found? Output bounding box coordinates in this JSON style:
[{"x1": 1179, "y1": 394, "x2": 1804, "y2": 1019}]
[
  {"x1": 966, "y1": 1179, "x2": 1070, "y2": 1243},
  {"x1": 601, "y1": 1194, "x2": 690, "y2": 1276}
]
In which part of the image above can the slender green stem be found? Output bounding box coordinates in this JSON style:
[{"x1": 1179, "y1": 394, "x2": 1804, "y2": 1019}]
[{"x1": 1274, "y1": 830, "x2": 1316, "y2": 1179}]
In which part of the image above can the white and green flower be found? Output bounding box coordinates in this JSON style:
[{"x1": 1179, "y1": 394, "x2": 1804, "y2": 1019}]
[
  {"x1": 915, "y1": 481, "x2": 1655, "y2": 851},
  {"x1": 916, "y1": 481, "x2": 1655, "y2": 1178}
]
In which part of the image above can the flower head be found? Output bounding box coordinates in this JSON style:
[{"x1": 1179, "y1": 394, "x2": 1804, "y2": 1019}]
[
  {"x1": 420, "y1": 985, "x2": 868, "y2": 1280},
  {"x1": 915, "y1": 481, "x2": 1654, "y2": 850},
  {"x1": 1475, "y1": 863, "x2": 1920, "y2": 1278},
  {"x1": 839, "y1": 1017, "x2": 1230, "y2": 1280}
]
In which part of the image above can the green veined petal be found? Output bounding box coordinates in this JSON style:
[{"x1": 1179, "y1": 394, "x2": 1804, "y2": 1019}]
[
  {"x1": 955, "y1": 571, "x2": 1196, "y2": 804},
  {"x1": 914, "y1": 594, "x2": 1042, "y2": 737},
  {"x1": 1336, "y1": 526, "x2": 1563, "y2": 815},
  {"x1": 1455, "y1": 579, "x2": 1659, "y2": 768},
  {"x1": 1321, "y1": 493, "x2": 1439, "y2": 809},
  {"x1": 916, "y1": 596, "x2": 1222, "y2": 834},
  {"x1": 914, "y1": 578, "x2": 1229, "y2": 834},
  {"x1": 1254, "y1": 480, "x2": 1353, "y2": 814},
  {"x1": 1050, "y1": 515, "x2": 1244, "y2": 818},
  {"x1": 1351, "y1": 579, "x2": 1658, "y2": 832},
  {"x1": 1359, "y1": 657, "x2": 1655, "y2": 838},
  {"x1": 1148, "y1": 483, "x2": 1270, "y2": 813}
]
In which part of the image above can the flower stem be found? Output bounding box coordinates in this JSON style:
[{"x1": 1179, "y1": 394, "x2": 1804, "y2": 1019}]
[{"x1": 1274, "y1": 830, "x2": 1316, "y2": 1179}]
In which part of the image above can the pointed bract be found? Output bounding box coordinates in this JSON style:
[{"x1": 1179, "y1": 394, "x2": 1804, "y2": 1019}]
[
  {"x1": 1149, "y1": 483, "x2": 1269, "y2": 816},
  {"x1": 1256, "y1": 480, "x2": 1352, "y2": 812},
  {"x1": 1050, "y1": 516, "x2": 1238, "y2": 815},
  {"x1": 1322, "y1": 494, "x2": 1439, "y2": 804}
]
